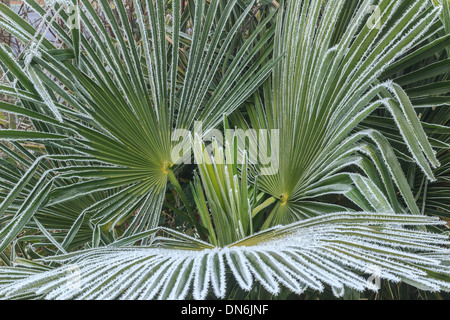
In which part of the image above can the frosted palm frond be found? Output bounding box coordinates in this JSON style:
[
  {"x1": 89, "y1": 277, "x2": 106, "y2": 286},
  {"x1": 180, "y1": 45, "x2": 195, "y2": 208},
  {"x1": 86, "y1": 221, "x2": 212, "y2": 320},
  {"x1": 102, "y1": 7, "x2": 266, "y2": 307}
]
[
  {"x1": 0, "y1": 0, "x2": 277, "y2": 252},
  {"x1": 252, "y1": 0, "x2": 448, "y2": 227},
  {"x1": 1, "y1": 213, "x2": 449, "y2": 300}
]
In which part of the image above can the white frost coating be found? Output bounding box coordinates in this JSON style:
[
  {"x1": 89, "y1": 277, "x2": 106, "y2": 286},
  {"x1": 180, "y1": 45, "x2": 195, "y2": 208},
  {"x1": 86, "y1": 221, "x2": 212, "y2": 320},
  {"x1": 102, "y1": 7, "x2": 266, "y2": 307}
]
[
  {"x1": 27, "y1": 67, "x2": 63, "y2": 123},
  {"x1": 41, "y1": 0, "x2": 73, "y2": 7},
  {"x1": 223, "y1": 248, "x2": 253, "y2": 291},
  {"x1": 1, "y1": 212, "x2": 449, "y2": 300},
  {"x1": 192, "y1": 251, "x2": 212, "y2": 300},
  {"x1": 208, "y1": 248, "x2": 226, "y2": 299},
  {"x1": 244, "y1": 250, "x2": 280, "y2": 294},
  {"x1": 350, "y1": 173, "x2": 394, "y2": 213}
]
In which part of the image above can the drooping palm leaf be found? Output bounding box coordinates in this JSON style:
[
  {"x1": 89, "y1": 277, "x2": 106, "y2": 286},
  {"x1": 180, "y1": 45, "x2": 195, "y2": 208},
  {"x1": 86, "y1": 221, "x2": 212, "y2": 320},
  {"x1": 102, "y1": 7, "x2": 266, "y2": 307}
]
[{"x1": 0, "y1": 212, "x2": 449, "y2": 300}]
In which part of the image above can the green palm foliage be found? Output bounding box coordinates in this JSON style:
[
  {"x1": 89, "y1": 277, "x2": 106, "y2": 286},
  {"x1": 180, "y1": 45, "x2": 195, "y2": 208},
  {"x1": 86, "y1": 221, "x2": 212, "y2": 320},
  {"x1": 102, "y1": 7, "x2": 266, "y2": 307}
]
[
  {"x1": 0, "y1": 0, "x2": 276, "y2": 251},
  {"x1": 0, "y1": 0, "x2": 449, "y2": 300},
  {"x1": 252, "y1": 0, "x2": 445, "y2": 227}
]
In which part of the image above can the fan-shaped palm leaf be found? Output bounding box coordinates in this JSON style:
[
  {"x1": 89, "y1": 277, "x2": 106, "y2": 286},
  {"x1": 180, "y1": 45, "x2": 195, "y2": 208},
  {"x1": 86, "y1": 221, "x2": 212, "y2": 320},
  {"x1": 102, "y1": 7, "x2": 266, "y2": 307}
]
[
  {"x1": 0, "y1": 0, "x2": 277, "y2": 251},
  {"x1": 244, "y1": 0, "x2": 448, "y2": 228},
  {"x1": 1, "y1": 212, "x2": 449, "y2": 300}
]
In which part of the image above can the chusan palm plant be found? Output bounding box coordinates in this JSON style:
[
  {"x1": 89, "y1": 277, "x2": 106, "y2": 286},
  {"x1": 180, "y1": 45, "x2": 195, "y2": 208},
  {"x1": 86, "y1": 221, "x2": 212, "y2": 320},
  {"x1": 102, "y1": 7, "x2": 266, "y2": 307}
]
[{"x1": 0, "y1": 0, "x2": 449, "y2": 300}]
